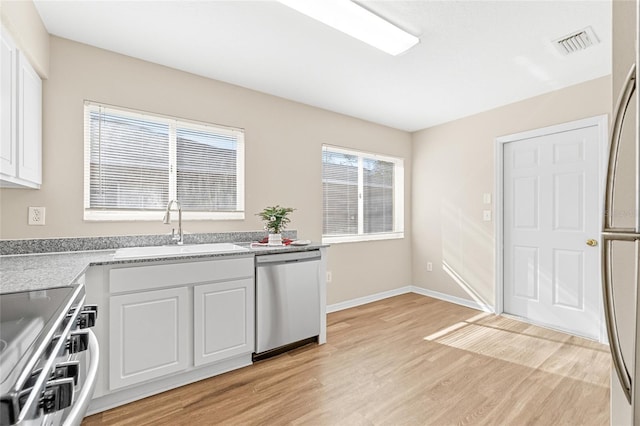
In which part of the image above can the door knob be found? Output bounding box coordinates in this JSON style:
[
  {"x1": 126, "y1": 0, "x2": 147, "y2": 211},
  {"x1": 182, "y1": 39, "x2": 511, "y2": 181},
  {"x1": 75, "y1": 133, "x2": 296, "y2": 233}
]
[{"x1": 586, "y1": 239, "x2": 598, "y2": 247}]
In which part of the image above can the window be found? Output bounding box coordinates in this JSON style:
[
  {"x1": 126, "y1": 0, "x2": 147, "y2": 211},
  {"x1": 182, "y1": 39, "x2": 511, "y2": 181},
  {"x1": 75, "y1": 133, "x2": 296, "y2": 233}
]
[
  {"x1": 84, "y1": 102, "x2": 244, "y2": 221},
  {"x1": 322, "y1": 145, "x2": 404, "y2": 243}
]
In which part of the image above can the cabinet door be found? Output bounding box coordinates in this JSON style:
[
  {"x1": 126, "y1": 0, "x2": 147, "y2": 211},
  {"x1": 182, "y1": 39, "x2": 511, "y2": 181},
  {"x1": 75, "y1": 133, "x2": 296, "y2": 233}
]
[
  {"x1": 194, "y1": 278, "x2": 254, "y2": 366},
  {"x1": 0, "y1": 29, "x2": 16, "y2": 176},
  {"x1": 17, "y1": 51, "x2": 41, "y2": 184},
  {"x1": 109, "y1": 287, "x2": 188, "y2": 390}
]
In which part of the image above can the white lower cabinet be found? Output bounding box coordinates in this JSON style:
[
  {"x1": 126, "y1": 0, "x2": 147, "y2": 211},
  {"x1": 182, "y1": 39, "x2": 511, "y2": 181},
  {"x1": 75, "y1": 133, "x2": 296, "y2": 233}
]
[
  {"x1": 109, "y1": 287, "x2": 189, "y2": 390},
  {"x1": 86, "y1": 256, "x2": 256, "y2": 413},
  {"x1": 194, "y1": 278, "x2": 254, "y2": 366},
  {"x1": 84, "y1": 250, "x2": 328, "y2": 416}
]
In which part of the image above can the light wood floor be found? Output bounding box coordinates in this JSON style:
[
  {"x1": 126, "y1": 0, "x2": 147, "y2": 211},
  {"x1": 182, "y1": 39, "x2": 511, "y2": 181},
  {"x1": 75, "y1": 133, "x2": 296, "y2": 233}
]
[{"x1": 83, "y1": 293, "x2": 610, "y2": 425}]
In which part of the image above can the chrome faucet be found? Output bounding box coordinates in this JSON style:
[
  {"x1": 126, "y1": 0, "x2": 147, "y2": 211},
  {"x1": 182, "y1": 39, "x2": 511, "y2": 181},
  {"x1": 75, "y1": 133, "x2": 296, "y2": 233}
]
[{"x1": 163, "y1": 200, "x2": 183, "y2": 245}]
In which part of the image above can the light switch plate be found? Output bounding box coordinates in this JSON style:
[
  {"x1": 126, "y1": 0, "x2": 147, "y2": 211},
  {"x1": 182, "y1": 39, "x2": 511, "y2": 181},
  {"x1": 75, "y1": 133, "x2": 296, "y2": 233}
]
[
  {"x1": 483, "y1": 193, "x2": 492, "y2": 204},
  {"x1": 483, "y1": 210, "x2": 492, "y2": 221},
  {"x1": 28, "y1": 207, "x2": 46, "y2": 225}
]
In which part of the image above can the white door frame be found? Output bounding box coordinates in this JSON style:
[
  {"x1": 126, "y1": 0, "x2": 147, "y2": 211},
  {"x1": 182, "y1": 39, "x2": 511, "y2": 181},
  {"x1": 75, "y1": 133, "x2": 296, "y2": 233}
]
[{"x1": 494, "y1": 114, "x2": 609, "y2": 342}]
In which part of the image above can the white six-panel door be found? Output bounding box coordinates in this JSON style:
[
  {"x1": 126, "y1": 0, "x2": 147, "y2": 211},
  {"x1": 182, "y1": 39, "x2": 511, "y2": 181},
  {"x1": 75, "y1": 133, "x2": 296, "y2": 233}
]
[{"x1": 503, "y1": 123, "x2": 602, "y2": 339}]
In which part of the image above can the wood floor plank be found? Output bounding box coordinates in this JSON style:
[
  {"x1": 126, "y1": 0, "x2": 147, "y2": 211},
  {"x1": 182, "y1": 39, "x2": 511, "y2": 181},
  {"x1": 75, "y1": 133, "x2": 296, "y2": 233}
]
[{"x1": 83, "y1": 293, "x2": 610, "y2": 425}]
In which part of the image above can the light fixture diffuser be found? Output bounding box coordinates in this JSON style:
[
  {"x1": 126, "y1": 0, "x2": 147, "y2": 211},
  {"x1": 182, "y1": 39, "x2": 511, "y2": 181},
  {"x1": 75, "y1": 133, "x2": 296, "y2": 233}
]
[{"x1": 278, "y1": 0, "x2": 419, "y2": 56}]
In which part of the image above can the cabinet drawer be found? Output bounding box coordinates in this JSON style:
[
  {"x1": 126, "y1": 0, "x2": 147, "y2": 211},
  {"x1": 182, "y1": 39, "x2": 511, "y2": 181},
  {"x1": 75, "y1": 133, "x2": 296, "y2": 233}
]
[{"x1": 109, "y1": 256, "x2": 254, "y2": 294}]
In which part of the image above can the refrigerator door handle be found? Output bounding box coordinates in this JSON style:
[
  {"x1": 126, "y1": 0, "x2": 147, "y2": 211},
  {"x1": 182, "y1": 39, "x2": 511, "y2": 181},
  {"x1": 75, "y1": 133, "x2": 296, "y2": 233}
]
[
  {"x1": 602, "y1": 236, "x2": 635, "y2": 404},
  {"x1": 604, "y1": 63, "x2": 636, "y2": 232},
  {"x1": 601, "y1": 62, "x2": 636, "y2": 405}
]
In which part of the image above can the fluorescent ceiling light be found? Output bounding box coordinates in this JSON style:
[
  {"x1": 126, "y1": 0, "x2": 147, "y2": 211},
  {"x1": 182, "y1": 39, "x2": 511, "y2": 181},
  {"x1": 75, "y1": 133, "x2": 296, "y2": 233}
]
[{"x1": 278, "y1": 0, "x2": 419, "y2": 56}]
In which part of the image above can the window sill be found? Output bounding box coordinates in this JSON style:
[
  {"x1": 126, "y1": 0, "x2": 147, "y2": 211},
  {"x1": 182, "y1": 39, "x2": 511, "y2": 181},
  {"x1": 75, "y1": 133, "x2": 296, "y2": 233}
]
[
  {"x1": 84, "y1": 210, "x2": 245, "y2": 222},
  {"x1": 322, "y1": 232, "x2": 404, "y2": 245}
]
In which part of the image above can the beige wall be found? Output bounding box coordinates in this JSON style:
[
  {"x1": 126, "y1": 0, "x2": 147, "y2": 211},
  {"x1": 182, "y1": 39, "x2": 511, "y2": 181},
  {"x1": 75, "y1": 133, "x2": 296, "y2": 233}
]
[
  {"x1": 411, "y1": 76, "x2": 612, "y2": 308},
  {"x1": 0, "y1": 36, "x2": 413, "y2": 305},
  {"x1": 612, "y1": 0, "x2": 637, "y2": 96},
  {"x1": 1, "y1": 0, "x2": 49, "y2": 78}
]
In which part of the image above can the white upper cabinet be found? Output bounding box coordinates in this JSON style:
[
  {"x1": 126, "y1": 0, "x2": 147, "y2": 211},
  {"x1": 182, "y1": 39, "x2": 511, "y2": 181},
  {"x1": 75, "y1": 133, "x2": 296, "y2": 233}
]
[
  {"x1": 17, "y1": 50, "x2": 42, "y2": 185},
  {"x1": 1, "y1": 30, "x2": 17, "y2": 177},
  {"x1": 0, "y1": 28, "x2": 42, "y2": 189}
]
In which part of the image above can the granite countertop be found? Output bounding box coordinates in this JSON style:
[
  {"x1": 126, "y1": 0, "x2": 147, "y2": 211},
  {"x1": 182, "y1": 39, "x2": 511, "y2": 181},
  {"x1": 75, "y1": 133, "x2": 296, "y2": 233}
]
[
  {"x1": 0, "y1": 240, "x2": 327, "y2": 294},
  {"x1": 1, "y1": 250, "x2": 116, "y2": 293}
]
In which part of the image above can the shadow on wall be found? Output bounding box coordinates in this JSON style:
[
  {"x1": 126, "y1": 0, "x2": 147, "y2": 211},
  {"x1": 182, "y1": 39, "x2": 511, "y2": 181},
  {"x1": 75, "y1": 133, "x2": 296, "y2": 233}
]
[{"x1": 441, "y1": 199, "x2": 493, "y2": 310}]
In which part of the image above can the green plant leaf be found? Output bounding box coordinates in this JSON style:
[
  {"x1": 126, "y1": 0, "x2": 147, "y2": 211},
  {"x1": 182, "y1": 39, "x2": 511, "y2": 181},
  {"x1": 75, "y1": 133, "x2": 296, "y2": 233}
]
[{"x1": 256, "y1": 205, "x2": 295, "y2": 234}]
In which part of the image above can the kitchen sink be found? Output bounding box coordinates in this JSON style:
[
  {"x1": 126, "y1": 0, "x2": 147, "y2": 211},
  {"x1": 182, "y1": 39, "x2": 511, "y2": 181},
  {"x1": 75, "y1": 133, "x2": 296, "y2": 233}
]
[{"x1": 113, "y1": 243, "x2": 249, "y2": 259}]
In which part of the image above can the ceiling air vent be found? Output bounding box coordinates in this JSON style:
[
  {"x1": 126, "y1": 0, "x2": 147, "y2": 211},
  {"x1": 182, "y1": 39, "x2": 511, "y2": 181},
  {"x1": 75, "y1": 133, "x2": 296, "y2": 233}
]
[{"x1": 553, "y1": 26, "x2": 599, "y2": 56}]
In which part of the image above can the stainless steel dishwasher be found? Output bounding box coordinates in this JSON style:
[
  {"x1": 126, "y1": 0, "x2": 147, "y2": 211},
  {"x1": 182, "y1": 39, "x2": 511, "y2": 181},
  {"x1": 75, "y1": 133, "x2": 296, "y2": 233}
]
[{"x1": 254, "y1": 249, "x2": 321, "y2": 359}]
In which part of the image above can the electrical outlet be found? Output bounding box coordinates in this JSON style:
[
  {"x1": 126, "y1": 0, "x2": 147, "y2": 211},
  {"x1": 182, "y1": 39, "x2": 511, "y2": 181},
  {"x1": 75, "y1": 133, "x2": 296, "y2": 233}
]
[
  {"x1": 426, "y1": 262, "x2": 433, "y2": 271},
  {"x1": 28, "y1": 207, "x2": 45, "y2": 225},
  {"x1": 326, "y1": 271, "x2": 332, "y2": 283}
]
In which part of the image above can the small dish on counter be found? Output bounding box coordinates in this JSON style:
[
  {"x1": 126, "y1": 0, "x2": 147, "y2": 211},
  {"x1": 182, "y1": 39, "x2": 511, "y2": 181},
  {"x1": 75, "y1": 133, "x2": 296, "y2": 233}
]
[{"x1": 250, "y1": 242, "x2": 287, "y2": 248}]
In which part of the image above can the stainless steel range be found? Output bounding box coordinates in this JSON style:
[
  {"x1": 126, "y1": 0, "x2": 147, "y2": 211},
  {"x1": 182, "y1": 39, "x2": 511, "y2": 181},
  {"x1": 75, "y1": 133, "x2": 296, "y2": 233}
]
[{"x1": 0, "y1": 286, "x2": 99, "y2": 426}]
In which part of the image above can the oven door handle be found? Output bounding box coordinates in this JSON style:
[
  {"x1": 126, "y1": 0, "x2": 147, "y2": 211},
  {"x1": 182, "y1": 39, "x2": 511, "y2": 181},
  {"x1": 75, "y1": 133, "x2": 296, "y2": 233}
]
[{"x1": 64, "y1": 329, "x2": 100, "y2": 426}]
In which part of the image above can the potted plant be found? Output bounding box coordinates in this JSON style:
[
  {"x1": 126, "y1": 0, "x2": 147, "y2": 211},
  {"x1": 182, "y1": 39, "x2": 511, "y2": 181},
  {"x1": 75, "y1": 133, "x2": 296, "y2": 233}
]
[{"x1": 257, "y1": 205, "x2": 295, "y2": 246}]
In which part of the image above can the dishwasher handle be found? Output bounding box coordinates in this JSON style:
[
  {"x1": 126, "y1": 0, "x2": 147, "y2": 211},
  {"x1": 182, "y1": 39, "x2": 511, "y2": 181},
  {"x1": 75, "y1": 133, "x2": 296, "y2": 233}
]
[{"x1": 255, "y1": 250, "x2": 321, "y2": 266}]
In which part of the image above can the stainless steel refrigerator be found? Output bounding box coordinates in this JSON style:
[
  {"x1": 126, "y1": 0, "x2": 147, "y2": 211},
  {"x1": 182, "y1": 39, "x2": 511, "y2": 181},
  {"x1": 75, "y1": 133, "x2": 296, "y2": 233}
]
[{"x1": 603, "y1": 1, "x2": 639, "y2": 424}]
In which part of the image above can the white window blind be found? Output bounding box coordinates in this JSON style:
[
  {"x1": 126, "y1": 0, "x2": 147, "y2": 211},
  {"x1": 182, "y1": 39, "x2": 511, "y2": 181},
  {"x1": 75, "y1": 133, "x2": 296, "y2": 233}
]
[
  {"x1": 363, "y1": 157, "x2": 394, "y2": 233},
  {"x1": 322, "y1": 149, "x2": 359, "y2": 235},
  {"x1": 176, "y1": 127, "x2": 239, "y2": 211},
  {"x1": 84, "y1": 102, "x2": 244, "y2": 221},
  {"x1": 322, "y1": 145, "x2": 404, "y2": 243}
]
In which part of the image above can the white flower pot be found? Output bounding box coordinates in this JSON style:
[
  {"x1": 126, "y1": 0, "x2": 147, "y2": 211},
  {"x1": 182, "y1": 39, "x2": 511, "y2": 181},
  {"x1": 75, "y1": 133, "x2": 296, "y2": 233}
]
[{"x1": 268, "y1": 233, "x2": 283, "y2": 246}]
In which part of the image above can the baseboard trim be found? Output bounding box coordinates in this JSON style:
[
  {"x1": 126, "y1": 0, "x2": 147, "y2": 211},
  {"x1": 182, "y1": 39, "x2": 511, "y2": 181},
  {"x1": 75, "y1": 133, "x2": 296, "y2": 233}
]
[
  {"x1": 411, "y1": 287, "x2": 494, "y2": 313},
  {"x1": 327, "y1": 286, "x2": 494, "y2": 314},
  {"x1": 326, "y1": 286, "x2": 412, "y2": 313}
]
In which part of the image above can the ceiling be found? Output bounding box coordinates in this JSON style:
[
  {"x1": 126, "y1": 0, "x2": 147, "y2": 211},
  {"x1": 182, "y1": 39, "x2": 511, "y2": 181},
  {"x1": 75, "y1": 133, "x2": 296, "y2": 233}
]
[{"x1": 33, "y1": 0, "x2": 611, "y2": 132}]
